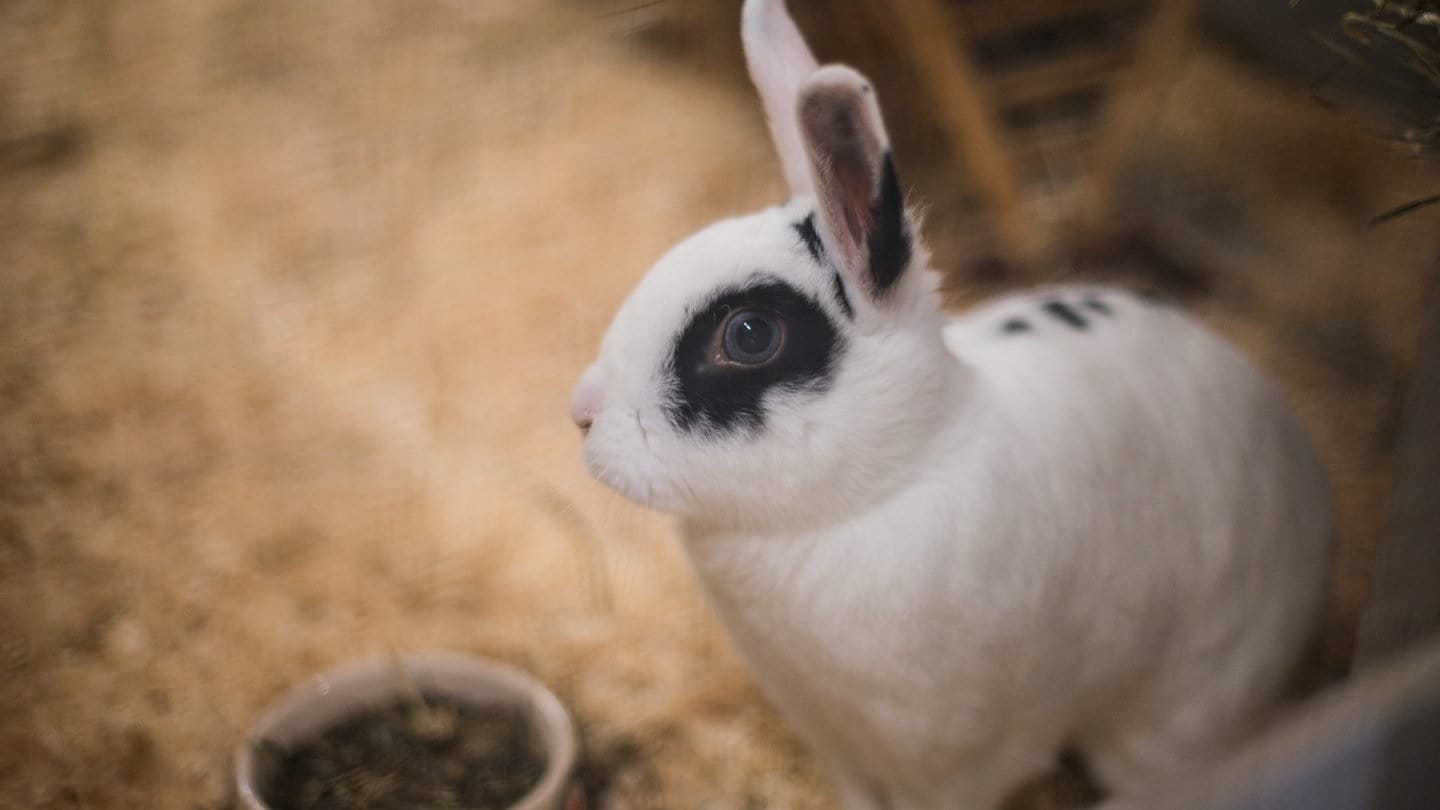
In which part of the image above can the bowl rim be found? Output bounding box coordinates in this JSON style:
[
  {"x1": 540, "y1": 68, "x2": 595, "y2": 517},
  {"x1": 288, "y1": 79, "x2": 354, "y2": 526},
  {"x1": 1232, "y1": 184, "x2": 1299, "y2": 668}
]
[{"x1": 233, "y1": 650, "x2": 578, "y2": 810}]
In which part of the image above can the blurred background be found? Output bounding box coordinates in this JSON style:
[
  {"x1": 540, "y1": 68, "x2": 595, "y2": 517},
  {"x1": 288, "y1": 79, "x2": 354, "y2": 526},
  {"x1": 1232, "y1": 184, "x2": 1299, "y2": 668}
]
[{"x1": 2, "y1": 1, "x2": 1439, "y2": 807}]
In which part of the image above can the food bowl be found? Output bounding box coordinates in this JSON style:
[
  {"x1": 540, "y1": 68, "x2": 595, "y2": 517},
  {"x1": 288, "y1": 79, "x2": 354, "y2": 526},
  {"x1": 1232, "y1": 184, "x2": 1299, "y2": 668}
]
[{"x1": 234, "y1": 652, "x2": 580, "y2": 810}]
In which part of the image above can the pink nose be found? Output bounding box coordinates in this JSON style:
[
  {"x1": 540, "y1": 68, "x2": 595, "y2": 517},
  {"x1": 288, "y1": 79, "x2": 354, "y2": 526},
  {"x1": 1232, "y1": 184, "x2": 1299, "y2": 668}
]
[{"x1": 570, "y1": 364, "x2": 607, "y2": 433}]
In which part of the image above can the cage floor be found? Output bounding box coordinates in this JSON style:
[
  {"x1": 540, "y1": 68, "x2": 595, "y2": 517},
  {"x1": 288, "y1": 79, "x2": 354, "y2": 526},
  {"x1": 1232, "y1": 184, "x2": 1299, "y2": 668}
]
[{"x1": 2, "y1": 2, "x2": 1439, "y2": 808}]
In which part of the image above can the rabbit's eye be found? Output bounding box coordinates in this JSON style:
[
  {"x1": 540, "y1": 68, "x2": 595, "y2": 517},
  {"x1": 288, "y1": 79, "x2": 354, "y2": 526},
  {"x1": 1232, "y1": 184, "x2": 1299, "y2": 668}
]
[{"x1": 722, "y1": 309, "x2": 784, "y2": 365}]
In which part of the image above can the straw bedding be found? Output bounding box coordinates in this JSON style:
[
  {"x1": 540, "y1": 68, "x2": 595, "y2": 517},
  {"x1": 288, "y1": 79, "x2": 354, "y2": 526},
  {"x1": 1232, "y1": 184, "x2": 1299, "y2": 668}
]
[{"x1": 2, "y1": 2, "x2": 1438, "y2": 808}]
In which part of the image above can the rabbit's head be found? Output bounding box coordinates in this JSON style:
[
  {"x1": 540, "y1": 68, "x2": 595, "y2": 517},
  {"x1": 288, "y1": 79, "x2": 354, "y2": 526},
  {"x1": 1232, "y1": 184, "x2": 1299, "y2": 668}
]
[{"x1": 572, "y1": 0, "x2": 958, "y2": 528}]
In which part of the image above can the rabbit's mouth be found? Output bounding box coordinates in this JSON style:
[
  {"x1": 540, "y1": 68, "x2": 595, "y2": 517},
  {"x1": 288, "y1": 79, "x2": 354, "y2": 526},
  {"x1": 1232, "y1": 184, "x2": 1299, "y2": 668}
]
[{"x1": 581, "y1": 410, "x2": 676, "y2": 512}]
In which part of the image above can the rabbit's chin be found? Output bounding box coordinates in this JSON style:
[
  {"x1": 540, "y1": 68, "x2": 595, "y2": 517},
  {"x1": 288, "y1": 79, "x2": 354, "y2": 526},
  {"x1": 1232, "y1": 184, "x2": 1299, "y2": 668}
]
[{"x1": 581, "y1": 442, "x2": 690, "y2": 516}]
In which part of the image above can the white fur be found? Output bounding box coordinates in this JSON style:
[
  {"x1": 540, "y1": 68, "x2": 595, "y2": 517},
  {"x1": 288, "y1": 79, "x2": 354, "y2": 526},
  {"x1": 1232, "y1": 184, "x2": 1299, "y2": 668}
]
[
  {"x1": 743, "y1": 0, "x2": 819, "y2": 197},
  {"x1": 573, "y1": 2, "x2": 1334, "y2": 807}
]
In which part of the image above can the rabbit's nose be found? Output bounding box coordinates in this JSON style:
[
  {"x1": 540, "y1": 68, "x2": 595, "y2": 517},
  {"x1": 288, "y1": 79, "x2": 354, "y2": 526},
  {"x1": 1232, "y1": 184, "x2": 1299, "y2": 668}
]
[{"x1": 570, "y1": 364, "x2": 608, "y2": 434}]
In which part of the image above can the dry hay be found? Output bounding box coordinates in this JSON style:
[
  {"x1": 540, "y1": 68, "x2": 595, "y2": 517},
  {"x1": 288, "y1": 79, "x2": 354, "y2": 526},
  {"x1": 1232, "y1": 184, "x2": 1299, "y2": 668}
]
[
  {"x1": 1, "y1": 1, "x2": 820, "y2": 807},
  {"x1": 2, "y1": 2, "x2": 1439, "y2": 809}
]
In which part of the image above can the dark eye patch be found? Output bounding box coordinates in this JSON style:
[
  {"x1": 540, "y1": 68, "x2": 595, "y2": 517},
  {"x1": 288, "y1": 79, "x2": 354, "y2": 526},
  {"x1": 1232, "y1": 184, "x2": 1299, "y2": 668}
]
[{"x1": 667, "y1": 280, "x2": 843, "y2": 436}]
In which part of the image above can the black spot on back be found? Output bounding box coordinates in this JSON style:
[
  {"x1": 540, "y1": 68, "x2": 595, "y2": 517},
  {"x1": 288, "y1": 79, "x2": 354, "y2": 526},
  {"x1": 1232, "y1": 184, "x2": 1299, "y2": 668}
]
[
  {"x1": 867, "y1": 154, "x2": 911, "y2": 297},
  {"x1": 1042, "y1": 300, "x2": 1089, "y2": 331},
  {"x1": 1000, "y1": 318, "x2": 1031, "y2": 334},
  {"x1": 1082, "y1": 297, "x2": 1112, "y2": 316},
  {"x1": 668, "y1": 280, "x2": 843, "y2": 435},
  {"x1": 793, "y1": 213, "x2": 824, "y2": 265}
]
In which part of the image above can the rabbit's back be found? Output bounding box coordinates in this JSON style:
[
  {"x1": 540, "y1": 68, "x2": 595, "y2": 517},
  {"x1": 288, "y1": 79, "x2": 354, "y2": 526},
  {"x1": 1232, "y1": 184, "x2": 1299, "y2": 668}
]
[
  {"x1": 943, "y1": 284, "x2": 1180, "y2": 358},
  {"x1": 945, "y1": 285, "x2": 1285, "y2": 457},
  {"x1": 943, "y1": 283, "x2": 1331, "y2": 628},
  {"x1": 941, "y1": 284, "x2": 1333, "y2": 787}
]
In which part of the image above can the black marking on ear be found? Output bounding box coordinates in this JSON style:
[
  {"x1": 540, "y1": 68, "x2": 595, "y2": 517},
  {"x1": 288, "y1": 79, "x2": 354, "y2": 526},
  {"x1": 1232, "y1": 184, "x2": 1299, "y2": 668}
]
[
  {"x1": 866, "y1": 154, "x2": 911, "y2": 296},
  {"x1": 1000, "y1": 318, "x2": 1031, "y2": 334},
  {"x1": 667, "y1": 280, "x2": 843, "y2": 436},
  {"x1": 831, "y1": 272, "x2": 854, "y2": 318},
  {"x1": 794, "y1": 213, "x2": 825, "y2": 265},
  {"x1": 1042, "y1": 300, "x2": 1088, "y2": 331},
  {"x1": 1083, "y1": 297, "x2": 1112, "y2": 316}
]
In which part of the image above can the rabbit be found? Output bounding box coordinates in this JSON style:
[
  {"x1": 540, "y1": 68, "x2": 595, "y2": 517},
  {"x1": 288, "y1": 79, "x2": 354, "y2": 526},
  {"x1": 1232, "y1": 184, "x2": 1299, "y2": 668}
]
[{"x1": 570, "y1": 1, "x2": 1335, "y2": 807}]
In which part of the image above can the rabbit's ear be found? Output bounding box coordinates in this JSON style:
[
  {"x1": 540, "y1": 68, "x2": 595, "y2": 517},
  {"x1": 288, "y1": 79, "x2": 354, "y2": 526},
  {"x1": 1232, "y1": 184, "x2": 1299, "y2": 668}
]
[
  {"x1": 798, "y1": 66, "x2": 913, "y2": 305},
  {"x1": 743, "y1": 0, "x2": 818, "y2": 198}
]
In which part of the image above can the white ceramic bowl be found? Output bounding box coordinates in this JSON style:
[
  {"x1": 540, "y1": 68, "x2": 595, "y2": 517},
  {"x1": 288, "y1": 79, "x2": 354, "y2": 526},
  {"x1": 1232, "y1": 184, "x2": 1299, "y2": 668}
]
[{"x1": 234, "y1": 652, "x2": 580, "y2": 810}]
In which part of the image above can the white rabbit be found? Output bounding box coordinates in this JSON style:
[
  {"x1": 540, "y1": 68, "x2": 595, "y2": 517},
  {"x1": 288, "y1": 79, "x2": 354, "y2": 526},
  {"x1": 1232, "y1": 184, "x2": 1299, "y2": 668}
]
[{"x1": 570, "y1": 1, "x2": 1334, "y2": 807}]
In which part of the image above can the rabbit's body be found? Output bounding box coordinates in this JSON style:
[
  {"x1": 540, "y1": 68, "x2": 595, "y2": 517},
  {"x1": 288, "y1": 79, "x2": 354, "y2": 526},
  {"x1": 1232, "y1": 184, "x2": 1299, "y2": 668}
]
[
  {"x1": 683, "y1": 283, "x2": 1331, "y2": 808},
  {"x1": 572, "y1": 2, "x2": 1334, "y2": 806}
]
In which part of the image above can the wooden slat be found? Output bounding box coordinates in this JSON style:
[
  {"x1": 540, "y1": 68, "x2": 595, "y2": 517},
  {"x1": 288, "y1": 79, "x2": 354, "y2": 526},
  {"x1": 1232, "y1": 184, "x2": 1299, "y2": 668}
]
[
  {"x1": 999, "y1": 85, "x2": 1106, "y2": 134},
  {"x1": 986, "y1": 47, "x2": 1132, "y2": 108},
  {"x1": 882, "y1": 0, "x2": 1045, "y2": 264},
  {"x1": 1356, "y1": 285, "x2": 1440, "y2": 668},
  {"x1": 949, "y1": 0, "x2": 1144, "y2": 40},
  {"x1": 1081, "y1": 0, "x2": 1198, "y2": 213},
  {"x1": 1014, "y1": 128, "x2": 1098, "y2": 181}
]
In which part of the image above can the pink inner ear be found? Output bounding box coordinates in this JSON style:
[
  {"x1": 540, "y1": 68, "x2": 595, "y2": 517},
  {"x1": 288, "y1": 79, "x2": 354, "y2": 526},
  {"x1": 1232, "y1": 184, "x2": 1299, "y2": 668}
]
[
  {"x1": 835, "y1": 160, "x2": 875, "y2": 256},
  {"x1": 800, "y1": 81, "x2": 887, "y2": 279}
]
